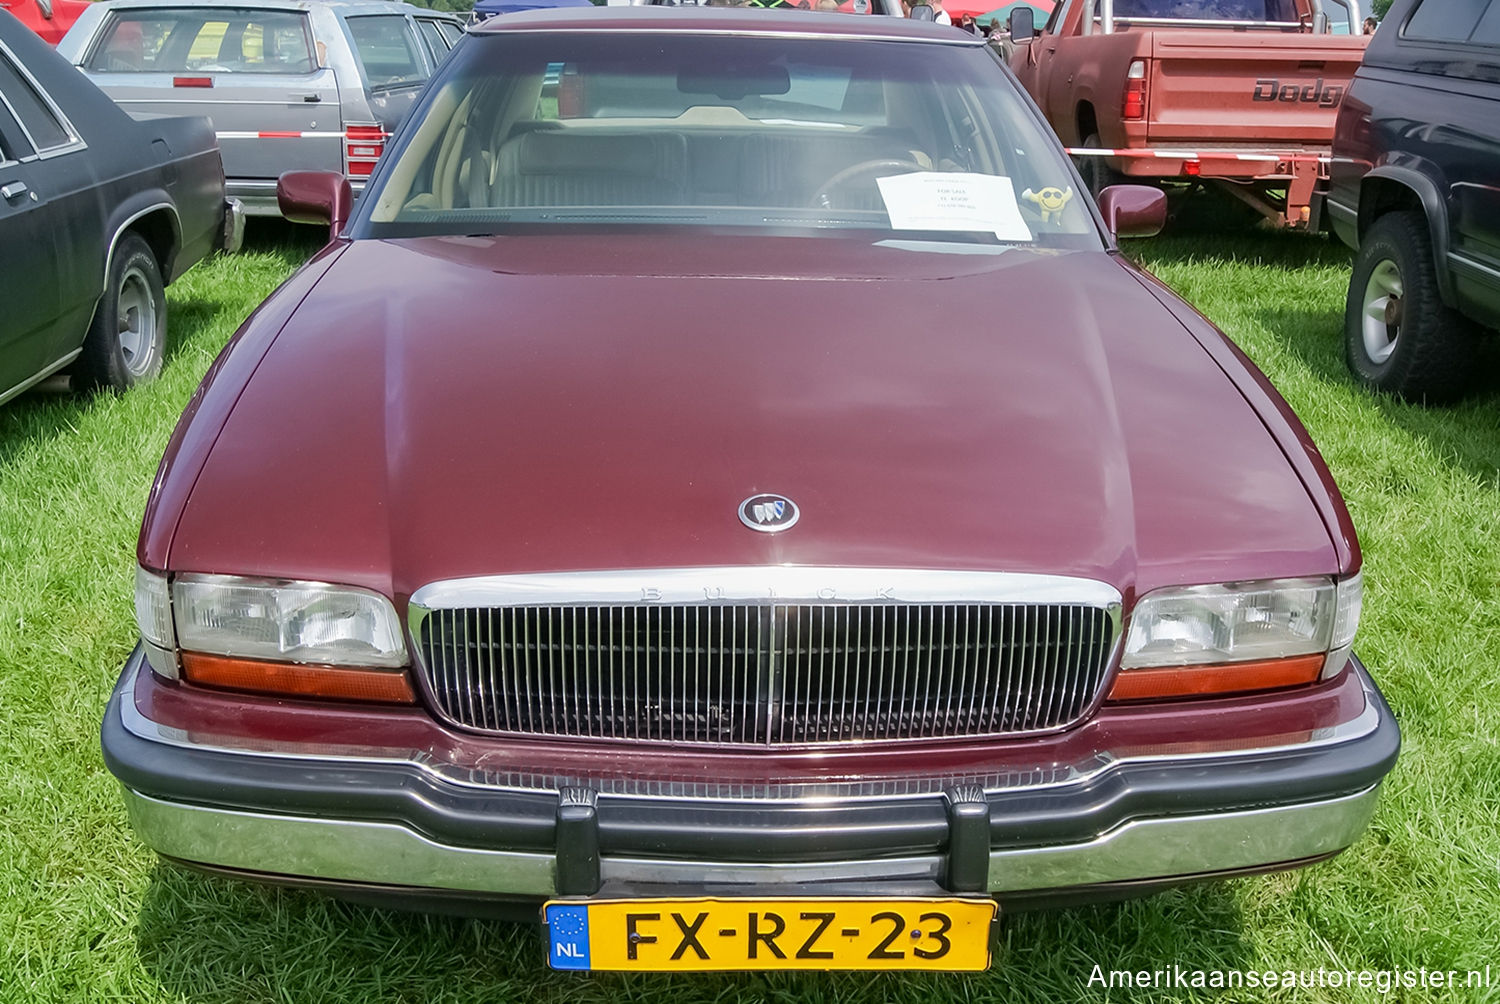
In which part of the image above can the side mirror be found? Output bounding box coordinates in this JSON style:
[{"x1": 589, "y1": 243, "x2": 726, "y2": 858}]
[
  {"x1": 1009, "y1": 6, "x2": 1035, "y2": 40},
  {"x1": 1096, "y1": 184, "x2": 1167, "y2": 239},
  {"x1": 908, "y1": 3, "x2": 936, "y2": 21},
  {"x1": 277, "y1": 170, "x2": 353, "y2": 241}
]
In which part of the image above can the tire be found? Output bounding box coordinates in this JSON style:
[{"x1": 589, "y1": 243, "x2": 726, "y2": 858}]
[
  {"x1": 1343, "y1": 211, "x2": 1479, "y2": 404},
  {"x1": 75, "y1": 233, "x2": 167, "y2": 392},
  {"x1": 1076, "y1": 133, "x2": 1124, "y2": 199}
]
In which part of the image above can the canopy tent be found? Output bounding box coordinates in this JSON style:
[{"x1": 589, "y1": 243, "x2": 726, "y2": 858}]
[
  {"x1": 948, "y1": 0, "x2": 1053, "y2": 24},
  {"x1": 471, "y1": 0, "x2": 593, "y2": 17}
]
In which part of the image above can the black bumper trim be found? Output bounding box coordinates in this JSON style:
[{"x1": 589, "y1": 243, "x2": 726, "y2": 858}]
[{"x1": 102, "y1": 651, "x2": 1399, "y2": 864}]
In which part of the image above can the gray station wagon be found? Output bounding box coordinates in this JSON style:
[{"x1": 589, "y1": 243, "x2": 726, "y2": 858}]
[{"x1": 57, "y1": 0, "x2": 463, "y2": 216}]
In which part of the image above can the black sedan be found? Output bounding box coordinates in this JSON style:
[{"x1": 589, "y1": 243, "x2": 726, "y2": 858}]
[{"x1": 0, "y1": 9, "x2": 238, "y2": 404}]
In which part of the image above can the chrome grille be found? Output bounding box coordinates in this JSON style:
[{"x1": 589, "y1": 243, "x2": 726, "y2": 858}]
[{"x1": 414, "y1": 594, "x2": 1118, "y2": 745}]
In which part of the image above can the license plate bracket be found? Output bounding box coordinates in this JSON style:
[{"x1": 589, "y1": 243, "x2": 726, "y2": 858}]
[{"x1": 545, "y1": 896, "x2": 996, "y2": 972}]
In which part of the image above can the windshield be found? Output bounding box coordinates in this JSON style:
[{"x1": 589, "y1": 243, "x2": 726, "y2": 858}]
[
  {"x1": 87, "y1": 7, "x2": 317, "y2": 74},
  {"x1": 1109, "y1": 0, "x2": 1300, "y2": 21},
  {"x1": 361, "y1": 31, "x2": 1100, "y2": 248},
  {"x1": 642, "y1": 0, "x2": 894, "y2": 14}
]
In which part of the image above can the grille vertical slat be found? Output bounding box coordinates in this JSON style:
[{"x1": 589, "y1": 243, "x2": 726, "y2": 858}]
[
  {"x1": 897, "y1": 604, "x2": 913, "y2": 739},
  {"x1": 870, "y1": 605, "x2": 886, "y2": 739},
  {"x1": 981, "y1": 605, "x2": 997, "y2": 730},
  {"x1": 419, "y1": 600, "x2": 1114, "y2": 745},
  {"x1": 1000, "y1": 605, "x2": 1019, "y2": 731}
]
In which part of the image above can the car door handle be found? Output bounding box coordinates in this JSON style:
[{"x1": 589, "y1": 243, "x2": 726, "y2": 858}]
[{"x1": 1, "y1": 181, "x2": 28, "y2": 201}]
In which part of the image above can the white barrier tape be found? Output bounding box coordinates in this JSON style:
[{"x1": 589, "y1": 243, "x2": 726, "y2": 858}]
[
  {"x1": 1065, "y1": 147, "x2": 1330, "y2": 165},
  {"x1": 215, "y1": 130, "x2": 348, "y2": 140}
]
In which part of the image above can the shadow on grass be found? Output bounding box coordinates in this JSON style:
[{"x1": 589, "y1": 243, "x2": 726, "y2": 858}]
[
  {"x1": 134, "y1": 863, "x2": 1255, "y2": 1004},
  {"x1": 1130, "y1": 188, "x2": 1354, "y2": 273},
  {"x1": 242, "y1": 216, "x2": 325, "y2": 256},
  {"x1": 1253, "y1": 303, "x2": 1500, "y2": 488},
  {"x1": 0, "y1": 221, "x2": 321, "y2": 471},
  {"x1": 0, "y1": 381, "x2": 107, "y2": 472}
]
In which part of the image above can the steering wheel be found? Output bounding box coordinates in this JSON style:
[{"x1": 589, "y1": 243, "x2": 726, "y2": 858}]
[{"x1": 809, "y1": 158, "x2": 926, "y2": 209}]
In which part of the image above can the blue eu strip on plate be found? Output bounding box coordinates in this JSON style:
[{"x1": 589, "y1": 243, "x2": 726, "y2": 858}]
[{"x1": 546, "y1": 903, "x2": 592, "y2": 970}]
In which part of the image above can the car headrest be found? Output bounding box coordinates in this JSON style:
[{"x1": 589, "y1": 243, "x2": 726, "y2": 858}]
[{"x1": 514, "y1": 131, "x2": 671, "y2": 176}]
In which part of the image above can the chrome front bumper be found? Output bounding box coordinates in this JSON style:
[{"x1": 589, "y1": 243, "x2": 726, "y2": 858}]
[
  {"x1": 103, "y1": 649, "x2": 1399, "y2": 909},
  {"x1": 122, "y1": 784, "x2": 1382, "y2": 902}
]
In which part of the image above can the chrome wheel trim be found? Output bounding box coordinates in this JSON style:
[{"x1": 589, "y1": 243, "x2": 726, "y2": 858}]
[
  {"x1": 1360, "y1": 258, "x2": 1404, "y2": 366},
  {"x1": 117, "y1": 264, "x2": 158, "y2": 377}
]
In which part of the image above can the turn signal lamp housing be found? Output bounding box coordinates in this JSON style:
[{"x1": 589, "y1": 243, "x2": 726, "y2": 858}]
[
  {"x1": 133, "y1": 568, "x2": 414, "y2": 703},
  {"x1": 1109, "y1": 573, "x2": 1362, "y2": 702}
]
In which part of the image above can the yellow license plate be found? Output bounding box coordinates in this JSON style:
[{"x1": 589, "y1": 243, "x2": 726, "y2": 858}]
[{"x1": 544, "y1": 896, "x2": 996, "y2": 972}]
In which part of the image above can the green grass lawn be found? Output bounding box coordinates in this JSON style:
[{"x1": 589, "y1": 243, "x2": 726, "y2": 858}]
[{"x1": 2, "y1": 214, "x2": 1498, "y2": 1004}]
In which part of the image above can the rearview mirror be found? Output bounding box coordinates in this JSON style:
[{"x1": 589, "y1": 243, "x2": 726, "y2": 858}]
[
  {"x1": 678, "y1": 63, "x2": 791, "y2": 100},
  {"x1": 277, "y1": 170, "x2": 353, "y2": 241},
  {"x1": 1096, "y1": 185, "x2": 1167, "y2": 239},
  {"x1": 1009, "y1": 6, "x2": 1035, "y2": 40}
]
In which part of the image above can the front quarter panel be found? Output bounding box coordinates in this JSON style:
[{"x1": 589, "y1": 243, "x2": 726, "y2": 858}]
[
  {"x1": 141, "y1": 115, "x2": 226, "y2": 279},
  {"x1": 1121, "y1": 258, "x2": 1360, "y2": 575},
  {"x1": 138, "y1": 241, "x2": 349, "y2": 571}
]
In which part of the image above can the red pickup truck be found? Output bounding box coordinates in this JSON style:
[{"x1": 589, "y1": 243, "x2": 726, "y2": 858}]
[
  {"x1": 1, "y1": 0, "x2": 89, "y2": 43},
  {"x1": 1009, "y1": 0, "x2": 1370, "y2": 228}
]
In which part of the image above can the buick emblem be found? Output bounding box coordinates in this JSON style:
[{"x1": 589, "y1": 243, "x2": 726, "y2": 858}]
[{"x1": 739, "y1": 493, "x2": 799, "y2": 533}]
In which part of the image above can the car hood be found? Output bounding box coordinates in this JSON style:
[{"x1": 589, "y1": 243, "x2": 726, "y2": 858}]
[{"x1": 169, "y1": 234, "x2": 1336, "y2": 604}]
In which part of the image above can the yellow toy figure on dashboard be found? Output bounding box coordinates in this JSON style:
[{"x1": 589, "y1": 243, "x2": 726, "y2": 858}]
[{"x1": 1022, "y1": 186, "x2": 1074, "y2": 224}]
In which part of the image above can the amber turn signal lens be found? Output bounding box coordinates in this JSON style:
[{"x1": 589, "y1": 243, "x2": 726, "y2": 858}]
[
  {"x1": 1106, "y1": 653, "x2": 1325, "y2": 702},
  {"x1": 180, "y1": 653, "x2": 416, "y2": 704}
]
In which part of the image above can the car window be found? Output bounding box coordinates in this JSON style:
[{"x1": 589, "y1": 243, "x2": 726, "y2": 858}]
[
  {"x1": 436, "y1": 20, "x2": 464, "y2": 46},
  {"x1": 416, "y1": 18, "x2": 450, "y2": 61},
  {"x1": 644, "y1": 0, "x2": 883, "y2": 13},
  {"x1": 345, "y1": 15, "x2": 427, "y2": 88},
  {"x1": 366, "y1": 33, "x2": 1101, "y2": 249},
  {"x1": 1044, "y1": 0, "x2": 1076, "y2": 32},
  {"x1": 0, "y1": 101, "x2": 30, "y2": 164},
  {"x1": 1471, "y1": 2, "x2": 1500, "y2": 44},
  {"x1": 1110, "y1": 0, "x2": 1299, "y2": 21},
  {"x1": 0, "y1": 46, "x2": 75, "y2": 152},
  {"x1": 86, "y1": 8, "x2": 317, "y2": 74},
  {"x1": 1403, "y1": 0, "x2": 1490, "y2": 41}
]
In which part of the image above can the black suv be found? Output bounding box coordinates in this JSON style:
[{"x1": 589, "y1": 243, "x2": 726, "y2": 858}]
[{"x1": 1327, "y1": 0, "x2": 1500, "y2": 403}]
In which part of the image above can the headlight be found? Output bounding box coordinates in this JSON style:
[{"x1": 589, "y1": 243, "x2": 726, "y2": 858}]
[
  {"x1": 133, "y1": 569, "x2": 413, "y2": 703},
  {"x1": 1111, "y1": 573, "x2": 1362, "y2": 701},
  {"x1": 172, "y1": 574, "x2": 407, "y2": 668}
]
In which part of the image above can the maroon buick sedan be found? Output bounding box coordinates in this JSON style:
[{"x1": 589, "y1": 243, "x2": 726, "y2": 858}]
[{"x1": 106, "y1": 6, "x2": 1397, "y2": 973}]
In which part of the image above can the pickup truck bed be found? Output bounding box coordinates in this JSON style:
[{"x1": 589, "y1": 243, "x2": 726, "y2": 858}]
[{"x1": 1010, "y1": 0, "x2": 1370, "y2": 227}]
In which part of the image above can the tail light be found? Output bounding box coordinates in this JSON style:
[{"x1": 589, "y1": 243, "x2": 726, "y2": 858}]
[
  {"x1": 343, "y1": 124, "x2": 386, "y2": 178},
  {"x1": 1123, "y1": 59, "x2": 1147, "y2": 120}
]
